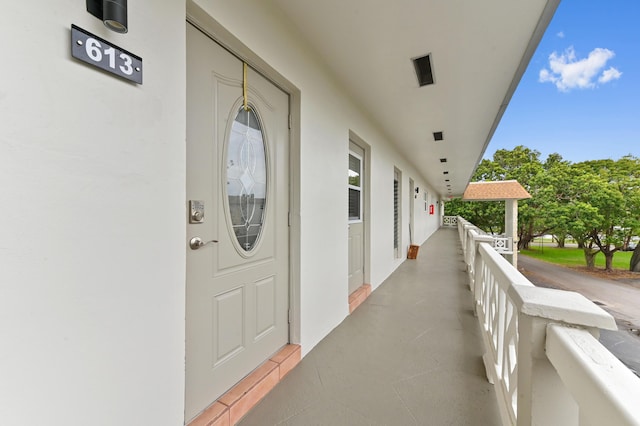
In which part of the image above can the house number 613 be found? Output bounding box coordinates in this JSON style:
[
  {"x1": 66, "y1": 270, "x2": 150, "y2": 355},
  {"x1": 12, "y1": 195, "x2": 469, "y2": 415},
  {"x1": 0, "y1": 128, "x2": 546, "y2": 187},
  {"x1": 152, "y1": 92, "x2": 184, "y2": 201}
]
[
  {"x1": 71, "y1": 25, "x2": 143, "y2": 84},
  {"x1": 85, "y1": 38, "x2": 133, "y2": 75}
]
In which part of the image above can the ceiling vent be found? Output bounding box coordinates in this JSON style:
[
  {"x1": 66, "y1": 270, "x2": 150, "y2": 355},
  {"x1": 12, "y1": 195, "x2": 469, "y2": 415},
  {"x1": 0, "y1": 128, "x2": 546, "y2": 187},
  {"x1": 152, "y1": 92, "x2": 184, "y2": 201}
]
[
  {"x1": 433, "y1": 131, "x2": 443, "y2": 141},
  {"x1": 413, "y1": 54, "x2": 434, "y2": 87}
]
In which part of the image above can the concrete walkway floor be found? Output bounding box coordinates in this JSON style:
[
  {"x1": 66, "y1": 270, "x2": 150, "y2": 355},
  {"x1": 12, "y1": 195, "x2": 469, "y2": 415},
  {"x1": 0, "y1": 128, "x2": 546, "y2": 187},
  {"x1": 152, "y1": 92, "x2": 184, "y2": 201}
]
[{"x1": 239, "y1": 229, "x2": 500, "y2": 425}]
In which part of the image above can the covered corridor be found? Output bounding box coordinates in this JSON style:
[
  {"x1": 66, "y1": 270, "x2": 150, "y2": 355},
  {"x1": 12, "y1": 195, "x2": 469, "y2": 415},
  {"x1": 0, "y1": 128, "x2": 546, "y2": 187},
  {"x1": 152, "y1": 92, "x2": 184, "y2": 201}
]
[{"x1": 239, "y1": 228, "x2": 500, "y2": 425}]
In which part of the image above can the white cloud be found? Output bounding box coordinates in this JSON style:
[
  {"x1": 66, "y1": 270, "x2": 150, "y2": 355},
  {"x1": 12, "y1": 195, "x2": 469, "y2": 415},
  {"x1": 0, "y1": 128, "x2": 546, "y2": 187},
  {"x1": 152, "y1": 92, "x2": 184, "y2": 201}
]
[
  {"x1": 599, "y1": 67, "x2": 622, "y2": 83},
  {"x1": 538, "y1": 46, "x2": 622, "y2": 92},
  {"x1": 557, "y1": 31, "x2": 565, "y2": 38}
]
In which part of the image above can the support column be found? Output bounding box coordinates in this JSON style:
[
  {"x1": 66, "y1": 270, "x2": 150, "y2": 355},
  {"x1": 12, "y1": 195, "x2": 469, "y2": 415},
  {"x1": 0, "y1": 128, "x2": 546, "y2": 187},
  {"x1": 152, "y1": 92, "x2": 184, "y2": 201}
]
[
  {"x1": 471, "y1": 234, "x2": 494, "y2": 295},
  {"x1": 516, "y1": 314, "x2": 578, "y2": 425},
  {"x1": 505, "y1": 199, "x2": 518, "y2": 267}
]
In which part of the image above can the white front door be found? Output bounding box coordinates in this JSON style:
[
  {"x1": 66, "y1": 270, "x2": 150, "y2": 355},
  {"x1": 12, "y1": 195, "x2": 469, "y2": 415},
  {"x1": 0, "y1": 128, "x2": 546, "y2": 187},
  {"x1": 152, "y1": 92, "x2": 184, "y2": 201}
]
[
  {"x1": 348, "y1": 142, "x2": 365, "y2": 294},
  {"x1": 186, "y1": 23, "x2": 290, "y2": 421}
]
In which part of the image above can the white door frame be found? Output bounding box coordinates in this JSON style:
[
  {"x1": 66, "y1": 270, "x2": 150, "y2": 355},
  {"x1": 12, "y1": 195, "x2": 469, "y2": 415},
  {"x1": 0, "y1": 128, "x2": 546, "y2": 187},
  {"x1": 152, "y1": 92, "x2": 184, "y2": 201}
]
[{"x1": 186, "y1": 0, "x2": 302, "y2": 349}]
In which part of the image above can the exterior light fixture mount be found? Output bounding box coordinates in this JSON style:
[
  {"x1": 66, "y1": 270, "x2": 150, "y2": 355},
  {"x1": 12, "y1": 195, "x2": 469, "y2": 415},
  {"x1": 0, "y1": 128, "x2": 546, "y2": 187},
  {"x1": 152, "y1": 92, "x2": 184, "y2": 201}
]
[{"x1": 87, "y1": 0, "x2": 128, "y2": 34}]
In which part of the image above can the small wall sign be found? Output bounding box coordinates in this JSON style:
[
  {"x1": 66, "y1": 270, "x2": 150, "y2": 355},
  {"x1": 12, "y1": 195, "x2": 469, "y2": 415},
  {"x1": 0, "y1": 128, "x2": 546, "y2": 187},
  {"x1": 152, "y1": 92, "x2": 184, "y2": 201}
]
[{"x1": 71, "y1": 24, "x2": 142, "y2": 84}]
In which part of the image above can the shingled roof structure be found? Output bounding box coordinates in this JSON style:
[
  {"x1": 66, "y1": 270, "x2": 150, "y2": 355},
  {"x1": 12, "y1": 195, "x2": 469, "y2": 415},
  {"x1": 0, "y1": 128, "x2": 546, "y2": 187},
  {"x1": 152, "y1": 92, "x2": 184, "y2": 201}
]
[{"x1": 462, "y1": 180, "x2": 531, "y2": 201}]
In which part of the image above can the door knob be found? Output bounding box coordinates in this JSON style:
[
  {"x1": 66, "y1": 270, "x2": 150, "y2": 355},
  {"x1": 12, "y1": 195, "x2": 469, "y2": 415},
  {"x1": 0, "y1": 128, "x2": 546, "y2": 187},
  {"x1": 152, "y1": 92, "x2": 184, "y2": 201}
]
[{"x1": 189, "y1": 236, "x2": 218, "y2": 250}]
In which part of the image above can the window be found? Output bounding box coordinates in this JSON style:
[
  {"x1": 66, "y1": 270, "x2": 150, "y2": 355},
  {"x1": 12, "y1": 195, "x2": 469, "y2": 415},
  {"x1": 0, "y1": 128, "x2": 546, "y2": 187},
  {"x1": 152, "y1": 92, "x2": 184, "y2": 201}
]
[{"x1": 349, "y1": 153, "x2": 362, "y2": 221}]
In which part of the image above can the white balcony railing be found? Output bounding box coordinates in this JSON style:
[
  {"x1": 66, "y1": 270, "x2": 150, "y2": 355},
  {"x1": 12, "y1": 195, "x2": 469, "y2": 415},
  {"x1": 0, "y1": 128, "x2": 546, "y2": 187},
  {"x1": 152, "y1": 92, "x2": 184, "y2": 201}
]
[
  {"x1": 492, "y1": 236, "x2": 513, "y2": 254},
  {"x1": 442, "y1": 215, "x2": 458, "y2": 227},
  {"x1": 456, "y1": 216, "x2": 640, "y2": 426},
  {"x1": 444, "y1": 216, "x2": 513, "y2": 254}
]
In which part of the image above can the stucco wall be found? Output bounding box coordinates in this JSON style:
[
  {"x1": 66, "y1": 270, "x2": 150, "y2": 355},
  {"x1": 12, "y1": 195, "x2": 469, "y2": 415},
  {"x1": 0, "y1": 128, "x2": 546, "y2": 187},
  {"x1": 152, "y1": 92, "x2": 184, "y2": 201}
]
[
  {"x1": 0, "y1": 1, "x2": 442, "y2": 424},
  {"x1": 0, "y1": 1, "x2": 186, "y2": 425}
]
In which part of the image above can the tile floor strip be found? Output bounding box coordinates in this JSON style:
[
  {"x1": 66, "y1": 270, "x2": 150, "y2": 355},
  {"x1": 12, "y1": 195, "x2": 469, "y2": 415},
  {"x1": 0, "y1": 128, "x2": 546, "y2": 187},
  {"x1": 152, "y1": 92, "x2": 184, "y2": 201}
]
[
  {"x1": 349, "y1": 283, "x2": 372, "y2": 313},
  {"x1": 188, "y1": 344, "x2": 301, "y2": 426}
]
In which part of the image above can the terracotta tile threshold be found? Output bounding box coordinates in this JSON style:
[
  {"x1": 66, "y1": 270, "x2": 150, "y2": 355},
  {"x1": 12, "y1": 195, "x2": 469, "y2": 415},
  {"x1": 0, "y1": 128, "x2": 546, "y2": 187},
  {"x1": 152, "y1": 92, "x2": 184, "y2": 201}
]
[
  {"x1": 348, "y1": 283, "x2": 371, "y2": 313},
  {"x1": 188, "y1": 344, "x2": 301, "y2": 426}
]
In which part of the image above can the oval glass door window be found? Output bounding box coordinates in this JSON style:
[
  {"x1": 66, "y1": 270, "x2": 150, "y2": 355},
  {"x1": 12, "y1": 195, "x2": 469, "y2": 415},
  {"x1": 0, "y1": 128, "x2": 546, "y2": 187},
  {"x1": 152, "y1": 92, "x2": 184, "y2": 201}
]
[{"x1": 226, "y1": 106, "x2": 267, "y2": 252}]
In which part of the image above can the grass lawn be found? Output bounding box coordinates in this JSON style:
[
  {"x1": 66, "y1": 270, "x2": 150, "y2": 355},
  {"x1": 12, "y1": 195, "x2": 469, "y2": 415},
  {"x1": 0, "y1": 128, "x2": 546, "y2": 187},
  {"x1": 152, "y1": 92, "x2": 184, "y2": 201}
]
[{"x1": 521, "y1": 246, "x2": 632, "y2": 270}]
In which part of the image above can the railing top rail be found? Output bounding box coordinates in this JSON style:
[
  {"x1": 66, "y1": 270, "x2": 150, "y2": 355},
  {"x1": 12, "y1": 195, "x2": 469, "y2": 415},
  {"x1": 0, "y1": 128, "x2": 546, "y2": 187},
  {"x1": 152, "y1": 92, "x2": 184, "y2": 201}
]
[
  {"x1": 478, "y1": 242, "x2": 532, "y2": 287},
  {"x1": 546, "y1": 324, "x2": 640, "y2": 426},
  {"x1": 477, "y1": 241, "x2": 616, "y2": 330},
  {"x1": 457, "y1": 216, "x2": 471, "y2": 227},
  {"x1": 509, "y1": 285, "x2": 617, "y2": 331},
  {"x1": 474, "y1": 234, "x2": 495, "y2": 244}
]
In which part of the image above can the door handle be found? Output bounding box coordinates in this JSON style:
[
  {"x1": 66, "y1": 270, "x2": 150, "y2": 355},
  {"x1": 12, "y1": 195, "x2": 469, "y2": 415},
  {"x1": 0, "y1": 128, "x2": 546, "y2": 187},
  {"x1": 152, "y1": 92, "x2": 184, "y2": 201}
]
[{"x1": 189, "y1": 236, "x2": 218, "y2": 250}]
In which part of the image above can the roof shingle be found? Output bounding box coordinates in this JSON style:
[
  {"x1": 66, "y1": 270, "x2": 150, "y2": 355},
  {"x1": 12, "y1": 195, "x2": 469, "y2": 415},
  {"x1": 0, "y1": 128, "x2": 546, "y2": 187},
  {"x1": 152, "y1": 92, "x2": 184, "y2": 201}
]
[{"x1": 462, "y1": 180, "x2": 531, "y2": 201}]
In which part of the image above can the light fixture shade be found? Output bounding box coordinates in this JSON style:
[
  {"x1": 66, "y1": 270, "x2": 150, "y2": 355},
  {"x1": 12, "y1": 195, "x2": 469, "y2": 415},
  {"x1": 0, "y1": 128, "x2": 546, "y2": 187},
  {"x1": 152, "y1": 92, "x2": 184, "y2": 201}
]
[{"x1": 103, "y1": 0, "x2": 128, "y2": 33}]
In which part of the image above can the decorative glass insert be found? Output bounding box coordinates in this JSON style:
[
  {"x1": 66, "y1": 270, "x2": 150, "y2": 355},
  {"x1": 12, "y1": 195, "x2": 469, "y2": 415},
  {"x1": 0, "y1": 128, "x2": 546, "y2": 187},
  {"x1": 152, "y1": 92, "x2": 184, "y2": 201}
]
[
  {"x1": 226, "y1": 107, "x2": 267, "y2": 252},
  {"x1": 348, "y1": 154, "x2": 362, "y2": 221}
]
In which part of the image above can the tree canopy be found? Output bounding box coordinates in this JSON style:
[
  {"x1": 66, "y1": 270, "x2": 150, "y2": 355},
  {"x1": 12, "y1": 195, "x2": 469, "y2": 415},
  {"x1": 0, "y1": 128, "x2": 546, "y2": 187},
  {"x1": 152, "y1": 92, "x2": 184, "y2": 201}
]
[{"x1": 445, "y1": 146, "x2": 640, "y2": 271}]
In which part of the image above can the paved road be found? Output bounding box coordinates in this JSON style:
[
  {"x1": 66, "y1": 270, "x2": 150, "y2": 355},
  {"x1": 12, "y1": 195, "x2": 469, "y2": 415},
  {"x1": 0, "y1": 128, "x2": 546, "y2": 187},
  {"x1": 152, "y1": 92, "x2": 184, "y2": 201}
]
[
  {"x1": 518, "y1": 255, "x2": 640, "y2": 330},
  {"x1": 518, "y1": 255, "x2": 640, "y2": 376}
]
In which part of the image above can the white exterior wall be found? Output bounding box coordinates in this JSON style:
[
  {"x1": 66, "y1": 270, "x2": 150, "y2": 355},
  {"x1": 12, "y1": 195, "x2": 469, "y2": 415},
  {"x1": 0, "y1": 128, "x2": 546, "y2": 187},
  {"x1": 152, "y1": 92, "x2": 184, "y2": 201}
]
[
  {"x1": 0, "y1": 1, "x2": 441, "y2": 424},
  {"x1": 0, "y1": 2, "x2": 186, "y2": 425}
]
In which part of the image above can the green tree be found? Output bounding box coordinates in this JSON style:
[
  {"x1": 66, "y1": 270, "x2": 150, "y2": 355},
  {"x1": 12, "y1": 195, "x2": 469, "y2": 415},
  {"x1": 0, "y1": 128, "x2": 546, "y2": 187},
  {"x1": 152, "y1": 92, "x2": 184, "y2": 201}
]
[
  {"x1": 541, "y1": 153, "x2": 574, "y2": 248},
  {"x1": 575, "y1": 156, "x2": 640, "y2": 271},
  {"x1": 613, "y1": 156, "x2": 640, "y2": 252},
  {"x1": 563, "y1": 174, "x2": 607, "y2": 268},
  {"x1": 458, "y1": 148, "x2": 640, "y2": 271},
  {"x1": 444, "y1": 198, "x2": 504, "y2": 234},
  {"x1": 476, "y1": 146, "x2": 551, "y2": 249}
]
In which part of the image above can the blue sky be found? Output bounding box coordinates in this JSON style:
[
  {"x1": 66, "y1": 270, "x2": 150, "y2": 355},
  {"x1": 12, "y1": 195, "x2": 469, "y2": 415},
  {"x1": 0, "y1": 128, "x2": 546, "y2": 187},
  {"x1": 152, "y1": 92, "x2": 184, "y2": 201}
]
[{"x1": 487, "y1": 1, "x2": 640, "y2": 163}]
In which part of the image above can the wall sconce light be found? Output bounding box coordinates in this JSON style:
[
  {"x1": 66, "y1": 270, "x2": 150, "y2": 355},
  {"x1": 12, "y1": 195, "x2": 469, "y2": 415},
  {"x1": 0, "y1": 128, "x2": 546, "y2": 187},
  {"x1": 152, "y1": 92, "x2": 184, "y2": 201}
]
[{"x1": 87, "y1": 0, "x2": 128, "y2": 34}]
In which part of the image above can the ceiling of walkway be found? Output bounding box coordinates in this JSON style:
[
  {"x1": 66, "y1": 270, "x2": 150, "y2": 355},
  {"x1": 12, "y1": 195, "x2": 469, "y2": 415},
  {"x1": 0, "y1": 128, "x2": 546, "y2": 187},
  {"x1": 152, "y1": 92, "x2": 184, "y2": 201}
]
[{"x1": 273, "y1": 0, "x2": 559, "y2": 198}]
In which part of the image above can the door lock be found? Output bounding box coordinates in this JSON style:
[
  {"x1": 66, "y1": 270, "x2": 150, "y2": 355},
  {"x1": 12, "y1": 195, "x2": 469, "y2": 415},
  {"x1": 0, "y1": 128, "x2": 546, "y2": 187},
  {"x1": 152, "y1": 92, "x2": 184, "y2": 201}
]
[
  {"x1": 189, "y1": 236, "x2": 218, "y2": 250},
  {"x1": 189, "y1": 200, "x2": 205, "y2": 224}
]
